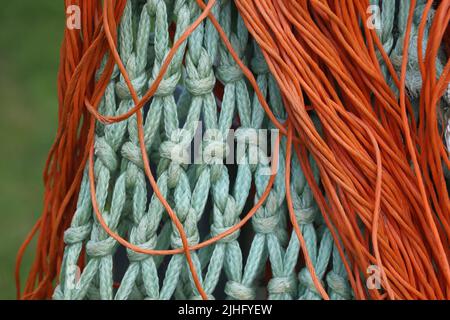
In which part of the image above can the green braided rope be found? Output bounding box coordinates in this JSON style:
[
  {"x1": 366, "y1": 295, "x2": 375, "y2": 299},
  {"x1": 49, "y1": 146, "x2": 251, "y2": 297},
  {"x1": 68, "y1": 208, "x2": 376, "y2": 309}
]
[{"x1": 55, "y1": 0, "x2": 351, "y2": 300}]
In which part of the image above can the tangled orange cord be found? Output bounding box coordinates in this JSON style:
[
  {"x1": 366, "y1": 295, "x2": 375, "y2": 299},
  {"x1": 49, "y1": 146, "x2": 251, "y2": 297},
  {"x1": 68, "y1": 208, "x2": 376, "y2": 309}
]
[{"x1": 16, "y1": 0, "x2": 450, "y2": 300}]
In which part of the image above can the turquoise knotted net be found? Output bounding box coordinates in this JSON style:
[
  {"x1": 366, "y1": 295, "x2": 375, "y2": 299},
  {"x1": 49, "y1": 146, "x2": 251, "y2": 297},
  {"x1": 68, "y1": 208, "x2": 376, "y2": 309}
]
[{"x1": 54, "y1": 0, "x2": 447, "y2": 300}]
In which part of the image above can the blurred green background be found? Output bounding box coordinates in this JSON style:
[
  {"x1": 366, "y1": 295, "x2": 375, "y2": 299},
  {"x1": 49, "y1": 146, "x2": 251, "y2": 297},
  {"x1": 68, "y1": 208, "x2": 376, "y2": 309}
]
[{"x1": 0, "y1": 1, "x2": 63, "y2": 299}]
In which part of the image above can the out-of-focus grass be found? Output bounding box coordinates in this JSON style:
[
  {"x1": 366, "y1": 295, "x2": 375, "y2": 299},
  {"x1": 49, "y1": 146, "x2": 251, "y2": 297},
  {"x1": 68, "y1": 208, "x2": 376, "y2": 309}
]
[{"x1": 0, "y1": 1, "x2": 63, "y2": 299}]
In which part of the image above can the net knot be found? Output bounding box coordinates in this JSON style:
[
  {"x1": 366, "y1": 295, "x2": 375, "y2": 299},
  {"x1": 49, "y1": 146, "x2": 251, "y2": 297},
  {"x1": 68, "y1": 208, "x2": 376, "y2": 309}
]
[
  {"x1": 121, "y1": 142, "x2": 143, "y2": 169},
  {"x1": 151, "y1": 71, "x2": 181, "y2": 98},
  {"x1": 326, "y1": 271, "x2": 352, "y2": 300},
  {"x1": 185, "y1": 72, "x2": 216, "y2": 96},
  {"x1": 170, "y1": 233, "x2": 199, "y2": 249},
  {"x1": 268, "y1": 275, "x2": 297, "y2": 296},
  {"x1": 210, "y1": 222, "x2": 240, "y2": 243},
  {"x1": 95, "y1": 137, "x2": 119, "y2": 171},
  {"x1": 216, "y1": 64, "x2": 244, "y2": 84},
  {"x1": 115, "y1": 54, "x2": 147, "y2": 100},
  {"x1": 298, "y1": 268, "x2": 324, "y2": 295},
  {"x1": 235, "y1": 128, "x2": 259, "y2": 147},
  {"x1": 85, "y1": 237, "x2": 116, "y2": 258},
  {"x1": 160, "y1": 140, "x2": 190, "y2": 164},
  {"x1": 252, "y1": 213, "x2": 280, "y2": 234},
  {"x1": 185, "y1": 49, "x2": 216, "y2": 96},
  {"x1": 294, "y1": 206, "x2": 318, "y2": 225},
  {"x1": 202, "y1": 139, "x2": 229, "y2": 165},
  {"x1": 170, "y1": 209, "x2": 200, "y2": 249},
  {"x1": 115, "y1": 73, "x2": 147, "y2": 100},
  {"x1": 127, "y1": 236, "x2": 157, "y2": 262},
  {"x1": 224, "y1": 281, "x2": 255, "y2": 300},
  {"x1": 251, "y1": 55, "x2": 269, "y2": 75},
  {"x1": 64, "y1": 224, "x2": 92, "y2": 245}
]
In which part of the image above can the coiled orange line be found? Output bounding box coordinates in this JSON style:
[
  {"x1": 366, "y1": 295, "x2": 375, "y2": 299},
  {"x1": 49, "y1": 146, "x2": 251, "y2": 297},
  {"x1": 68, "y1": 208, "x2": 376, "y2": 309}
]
[{"x1": 234, "y1": 0, "x2": 450, "y2": 299}]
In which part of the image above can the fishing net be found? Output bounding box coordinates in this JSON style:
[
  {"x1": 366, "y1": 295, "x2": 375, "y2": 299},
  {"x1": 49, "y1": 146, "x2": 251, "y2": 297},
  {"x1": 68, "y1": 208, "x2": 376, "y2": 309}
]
[
  {"x1": 51, "y1": 0, "x2": 345, "y2": 300},
  {"x1": 16, "y1": 0, "x2": 450, "y2": 300}
]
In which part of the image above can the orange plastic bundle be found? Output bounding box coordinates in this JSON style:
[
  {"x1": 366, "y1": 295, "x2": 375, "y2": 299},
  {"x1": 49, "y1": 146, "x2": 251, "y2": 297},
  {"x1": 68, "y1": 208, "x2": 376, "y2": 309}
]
[
  {"x1": 16, "y1": 0, "x2": 128, "y2": 299},
  {"x1": 16, "y1": 0, "x2": 450, "y2": 300},
  {"x1": 234, "y1": 0, "x2": 450, "y2": 299}
]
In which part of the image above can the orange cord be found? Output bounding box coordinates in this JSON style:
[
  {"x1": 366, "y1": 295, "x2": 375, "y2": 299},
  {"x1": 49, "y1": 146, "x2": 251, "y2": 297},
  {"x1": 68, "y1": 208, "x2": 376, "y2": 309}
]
[{"x1": 234, "y1": 0, "x2": 450, "y2": 299}]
